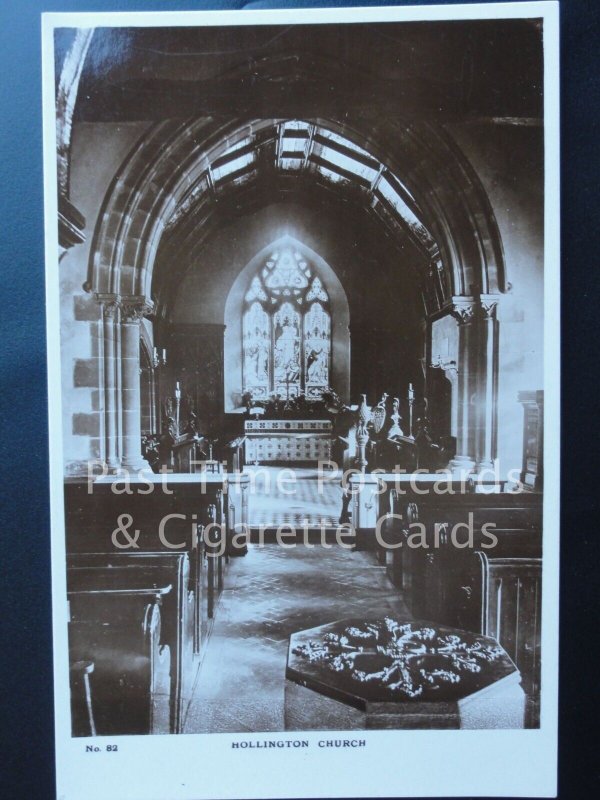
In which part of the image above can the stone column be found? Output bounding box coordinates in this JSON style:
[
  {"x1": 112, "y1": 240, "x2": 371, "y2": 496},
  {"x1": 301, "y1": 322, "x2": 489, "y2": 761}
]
[
  {"x1": 449, "y1": 297, "x2": 477, "y2": 474},
  {"x1": 445, "y1": 366, "x2": 459, "y2": 439},
  {"x1": 477, "y1": 295, "x2": 499, "y2": 472},
  {"x1": 99, "y1": 298, "x2": 121, "y2": 470},
  {"x1": 120, "y1": 299, "x2": 152, "y2": 472}
]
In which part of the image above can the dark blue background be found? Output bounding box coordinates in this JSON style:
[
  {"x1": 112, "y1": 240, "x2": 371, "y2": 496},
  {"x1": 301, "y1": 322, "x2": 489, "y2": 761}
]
[{"x1": 0, "y1": 1, "x2": 597, "y2": 798}]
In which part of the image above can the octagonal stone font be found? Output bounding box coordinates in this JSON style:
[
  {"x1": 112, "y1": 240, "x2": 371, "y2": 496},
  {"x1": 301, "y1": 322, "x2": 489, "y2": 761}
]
[{"x1": 285, "y1": 618, "x2": 525, "y2": 730}]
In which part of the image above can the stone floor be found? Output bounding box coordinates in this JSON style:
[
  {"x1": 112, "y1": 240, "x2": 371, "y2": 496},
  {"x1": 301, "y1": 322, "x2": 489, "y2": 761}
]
[
  {"x1": 245, "y1": 465, "x2": 342, "y2": 528},
  {"x1": 184, "y1": 543, "x2": 409, "y2": 733}
]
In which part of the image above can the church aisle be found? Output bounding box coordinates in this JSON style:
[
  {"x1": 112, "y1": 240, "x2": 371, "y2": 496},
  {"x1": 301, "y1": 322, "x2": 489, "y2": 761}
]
[
  {"x1": 184, "y1": 544, "x2": 409, "y2": 733},
  {"x1": 245, "y1": 466, "x2": 343, "y2": 528}
]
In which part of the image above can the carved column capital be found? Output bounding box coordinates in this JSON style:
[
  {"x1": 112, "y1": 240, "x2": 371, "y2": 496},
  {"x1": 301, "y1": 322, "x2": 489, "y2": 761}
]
[
  {"x1": 120, "y1": 296, "x2": 154, "y2": 324},
  {"x1": 451, "y1": 296, "x2": 476, "y2": 325},
  {"x1": 97, "y1": 294, "x2": 121, "y2": 320},
  {"x1": 480, "y1": 294, "x2": 500, "y2": 320}
]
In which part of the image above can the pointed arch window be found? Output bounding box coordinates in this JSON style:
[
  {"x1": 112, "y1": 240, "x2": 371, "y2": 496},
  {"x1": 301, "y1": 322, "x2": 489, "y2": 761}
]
[{"x1": 242, "y1": 249, "x2": 331, "y2": 400}]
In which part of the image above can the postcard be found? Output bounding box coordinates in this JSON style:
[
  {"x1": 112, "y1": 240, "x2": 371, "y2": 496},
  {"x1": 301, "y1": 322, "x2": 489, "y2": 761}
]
[{"x1": 42, "y1": 3, "x2": 559, "y2": 798}]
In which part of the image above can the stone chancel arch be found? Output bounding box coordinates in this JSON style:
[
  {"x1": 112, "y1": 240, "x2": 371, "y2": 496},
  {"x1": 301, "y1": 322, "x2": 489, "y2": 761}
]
[
  {"x1": 88, "y1": 117, "x2": 505, "y2": 308},
  {"x1": 85, "y1": 115, "x2": 506, "y2": 473}
]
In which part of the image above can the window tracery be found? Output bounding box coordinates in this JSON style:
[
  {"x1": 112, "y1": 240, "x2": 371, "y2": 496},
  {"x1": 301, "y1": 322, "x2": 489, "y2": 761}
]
[{"x1": 242, "y1": 248, "x2": 331, "y2": 400}]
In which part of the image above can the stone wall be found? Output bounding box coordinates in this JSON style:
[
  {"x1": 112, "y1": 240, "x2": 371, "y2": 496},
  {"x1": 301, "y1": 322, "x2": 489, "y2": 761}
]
[
  {"x1": 60, "y1": 122, "x2": 151, "y2": 474},
  {"x1": 446, "y1": 122, "x2": 544, "y2": 478}
]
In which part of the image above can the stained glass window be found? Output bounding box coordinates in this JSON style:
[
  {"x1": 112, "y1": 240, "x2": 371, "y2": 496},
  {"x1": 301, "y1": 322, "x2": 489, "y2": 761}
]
[
  {"x1": 273, "y1": 302, "x2": 301, "y2": 396},
  {"x1": 243, "y1": 301, "x2": 270, "y2": 399},
  {"x1": 304, "y1": 302, "x2": 330, "y2": 397},
  {"x1": 242, "y1": 248, "x2": 331, "y2": 401}
]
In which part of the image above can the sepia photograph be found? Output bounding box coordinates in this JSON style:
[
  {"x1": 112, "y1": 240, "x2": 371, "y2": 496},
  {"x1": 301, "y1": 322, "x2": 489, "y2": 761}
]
[{"x1": 42, "y1": 3, "x2": 560, "y2": 798}]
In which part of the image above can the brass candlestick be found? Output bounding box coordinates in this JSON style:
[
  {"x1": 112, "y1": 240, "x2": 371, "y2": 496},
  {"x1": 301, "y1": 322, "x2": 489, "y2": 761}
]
[{"x1": 175, "y1": 380, "x2": 181, "y2": 434}]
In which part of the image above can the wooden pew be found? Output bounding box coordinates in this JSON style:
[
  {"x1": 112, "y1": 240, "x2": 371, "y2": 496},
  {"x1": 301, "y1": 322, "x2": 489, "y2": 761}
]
[
  {"x1": 225, "y1": 436, "x2": 246, "y2": 472},
  {"x1": 64, "y1": 473, "x2": 226, "y2": 554},
  {"x1": 68, "y1": 572, "x2": 172, "y2": 736},
  {"x1": 68, "y1": 552, "x2": 195, "y2": 733},
  {"x1": 380, "y1": 492, "x2": 542, "y2": 616},
  {"x1": 158, "y1": 432, "x2": 206, "y2": 473},
  {"x1": 224, "y1": 472, "x2": 250, "y2": 558},
  {"x1": 349, "y1": 472, "x2": 467, "y2": 550},
  {"x1": 64, "y1": 472, "x2": 247, "y2": 736},
  {"x1": 378, "y1": 489, "x2": 542, "y2": 723},
  {"x1": 64, "y1": 474, "x2": 229, "y2": 649},
  {"x1": 460, "y1": 552, "x2": 542, "y2": 725}
]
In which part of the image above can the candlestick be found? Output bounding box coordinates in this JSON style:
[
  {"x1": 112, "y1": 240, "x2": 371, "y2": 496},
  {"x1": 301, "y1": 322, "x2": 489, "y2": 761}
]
[
  {"x1": 175, "y1": 381, "x2": 181, "y2": 435},
  {"x1": 408, "y1": 383, "x2": 415, "y2": 439},
  {"x1": 153, "y1": 347, "x2": 167, "y2": 369}
]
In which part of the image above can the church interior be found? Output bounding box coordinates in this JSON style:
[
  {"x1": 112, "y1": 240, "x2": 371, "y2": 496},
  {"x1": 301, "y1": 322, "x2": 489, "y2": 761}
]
[{"x1": 55, "y1": 19, "x2": 545, "y2": 736}]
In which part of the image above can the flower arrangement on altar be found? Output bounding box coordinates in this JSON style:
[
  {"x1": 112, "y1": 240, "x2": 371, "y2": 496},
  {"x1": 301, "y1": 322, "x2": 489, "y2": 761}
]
[{"x1": 242, "y1": 386, "x2": 344, "y2": 419}]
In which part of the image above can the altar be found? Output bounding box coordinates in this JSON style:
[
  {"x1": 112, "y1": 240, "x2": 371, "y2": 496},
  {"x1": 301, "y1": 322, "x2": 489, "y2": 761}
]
[{"x1": 244, "y1": 419, "x2": 332, "y2": 464}]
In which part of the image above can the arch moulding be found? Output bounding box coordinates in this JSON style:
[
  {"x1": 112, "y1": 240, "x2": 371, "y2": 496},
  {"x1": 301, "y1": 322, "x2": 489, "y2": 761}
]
[{"x1": 86, "y1": 115, "x2": 505, "y2": 472}]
